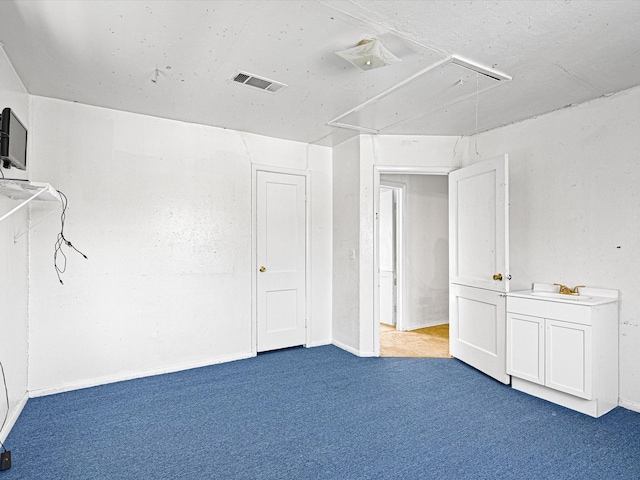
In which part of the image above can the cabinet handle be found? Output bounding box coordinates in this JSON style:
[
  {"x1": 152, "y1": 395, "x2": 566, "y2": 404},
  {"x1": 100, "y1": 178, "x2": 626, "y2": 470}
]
[{"x1": 493, "y1": 273, "x2": 503, "y2": 281}]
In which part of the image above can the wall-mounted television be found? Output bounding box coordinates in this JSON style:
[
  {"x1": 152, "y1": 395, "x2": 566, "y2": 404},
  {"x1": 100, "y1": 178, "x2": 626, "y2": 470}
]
[{"x1": 0, "y1": 108, "x2": 28, "y2": 171}]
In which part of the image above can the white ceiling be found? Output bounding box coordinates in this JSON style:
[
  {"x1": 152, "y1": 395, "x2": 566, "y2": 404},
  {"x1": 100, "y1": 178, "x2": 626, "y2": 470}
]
[{"x1": 1, "y1": 1, "x2": 639, "y2": 146}]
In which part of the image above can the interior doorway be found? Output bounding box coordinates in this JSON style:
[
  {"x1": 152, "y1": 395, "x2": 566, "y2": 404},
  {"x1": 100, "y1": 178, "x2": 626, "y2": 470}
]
[
  {"x1": 379, "y1": 181, "x2": 404, "y2": 329},
  {"x1": 376, "y1": 170, "x2": 451, "y2": 358}
]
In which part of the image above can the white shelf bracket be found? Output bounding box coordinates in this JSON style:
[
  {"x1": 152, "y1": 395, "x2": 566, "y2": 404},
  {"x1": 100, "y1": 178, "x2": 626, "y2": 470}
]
[
  {"x1": 0, "y1": 186, "x2": 48, "y2": 223},
  {"x1": 14, "y1": 202, "x2": 62, "y2": 243},
  {"x1": 0, "y1": 180, "x2": 63, "y2": 241}
]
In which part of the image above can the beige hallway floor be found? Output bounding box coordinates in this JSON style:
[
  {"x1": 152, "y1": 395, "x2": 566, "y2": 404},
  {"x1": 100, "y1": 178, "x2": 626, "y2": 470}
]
[{"x1": 380, "y1": 323, "x2": 451, "y2": 358}]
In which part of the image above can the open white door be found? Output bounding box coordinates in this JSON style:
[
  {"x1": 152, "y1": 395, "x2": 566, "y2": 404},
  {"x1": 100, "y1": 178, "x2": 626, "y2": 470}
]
[
  {"x1": 256, "y1": 171, "x2": 306, "y2": 352},
  {"x1": 379, "y1": 187, "x2": 396, "y2": 326},
  {"x1": 449, "y1": 155, "x2": 510, "y2": 384}
]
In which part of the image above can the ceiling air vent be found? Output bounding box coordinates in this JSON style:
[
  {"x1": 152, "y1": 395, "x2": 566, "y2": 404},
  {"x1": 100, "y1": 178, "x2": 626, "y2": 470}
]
[{"x1": 231, "y1": 71, "x2": 287, "y2": 94}]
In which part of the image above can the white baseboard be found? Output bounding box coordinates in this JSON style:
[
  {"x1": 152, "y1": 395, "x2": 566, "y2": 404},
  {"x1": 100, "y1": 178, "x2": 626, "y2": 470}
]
[
  {"x1": 332, "y1": 339, "x2": 361, "y2": 356},
  {"x1": 29, "y1": 352, "x2": 255, "y2": 398},
  {"x1": 331, "y1": 340, "x2": 376, "y2": 357},
  {"x1": 401, "y1": 320, "x2": 449, "y2": 331},
  {"x1": 0, "y1": 391, "x2": 28, "y2": 444},
  {"x1": 358, "y1": 349, "x2": 376, "y2": 357},
  {"x1": 619, "y1": 398, "x2": 640, "y2": 413},
  {"x1": 305, "y1": 341, "x2": 331, "y2": 348}
]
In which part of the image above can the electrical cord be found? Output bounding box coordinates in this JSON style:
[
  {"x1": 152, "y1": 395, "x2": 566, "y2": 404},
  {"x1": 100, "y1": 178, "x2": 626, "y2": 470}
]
[
  {"x1": 0, "y1": 361, "x2": 9, "y2": 452},
  {"x1": 54, "y1": 190, "x2": 87, "y2": 285}
]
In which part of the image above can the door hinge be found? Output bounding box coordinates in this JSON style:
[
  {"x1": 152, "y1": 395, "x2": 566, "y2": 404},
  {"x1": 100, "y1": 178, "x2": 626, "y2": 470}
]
[
  {"x1": 394, "y1": 305, "x2": 397, "y2": 313},
  {"x1": 393, "y1": 278, "x2": 397, "y2": 286}
]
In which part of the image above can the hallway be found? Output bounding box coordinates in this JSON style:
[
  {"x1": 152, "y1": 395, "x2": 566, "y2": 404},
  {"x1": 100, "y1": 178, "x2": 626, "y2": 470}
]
[{"x1": 379, "y1": 323, "x2": 451, "y2": 358}]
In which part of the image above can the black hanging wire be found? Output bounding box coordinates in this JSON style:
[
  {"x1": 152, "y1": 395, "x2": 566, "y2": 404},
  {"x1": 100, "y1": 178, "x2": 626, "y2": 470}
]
[
  {"x1": 0, "y1": 361, "x2": 9, "y2": 452},
  {"x1": 54, "y1": 190, "x2": 87, "y2": 285}
]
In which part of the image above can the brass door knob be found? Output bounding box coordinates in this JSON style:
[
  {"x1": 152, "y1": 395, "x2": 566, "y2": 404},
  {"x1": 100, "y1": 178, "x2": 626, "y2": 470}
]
[
  {"x1": 259, "y1": 266, "x2": 266, "y2": 272},
  {"x1": 493, "y1": 273, "x2": 503, "y2": 281}
]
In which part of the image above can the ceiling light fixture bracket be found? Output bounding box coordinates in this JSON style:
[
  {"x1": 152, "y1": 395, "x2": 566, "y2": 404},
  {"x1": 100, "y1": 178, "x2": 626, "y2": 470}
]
[{"x1": 327, "y1": 55, "x2": 512, "y2": 134}]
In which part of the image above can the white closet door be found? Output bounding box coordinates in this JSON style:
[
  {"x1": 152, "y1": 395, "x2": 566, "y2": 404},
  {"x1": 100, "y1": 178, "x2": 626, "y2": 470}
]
[{"x1": 256, "y1": 171, "x2": 306, "y2": 352}]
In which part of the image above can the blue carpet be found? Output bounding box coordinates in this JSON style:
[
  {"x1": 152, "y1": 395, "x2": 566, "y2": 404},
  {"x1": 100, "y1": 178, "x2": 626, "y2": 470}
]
[{"x1": 3, "y1": 345, "x2": 640, "y2": 479}]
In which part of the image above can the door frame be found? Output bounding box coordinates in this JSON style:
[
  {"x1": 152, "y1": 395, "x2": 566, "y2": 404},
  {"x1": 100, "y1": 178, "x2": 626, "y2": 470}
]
[
  {"x1": 378, "y1": 181, "x2": 405, "y2": 331},
  {"x1": 252, "y1": 164, "x2": 311, "y2": 356},
  {"x1": 373, "y1": 166, "x2": 456, "y2": 356}
]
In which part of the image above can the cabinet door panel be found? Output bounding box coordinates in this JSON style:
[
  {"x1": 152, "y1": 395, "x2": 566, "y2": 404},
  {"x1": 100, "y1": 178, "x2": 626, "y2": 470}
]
[
  {"x1": 507, "y1": 313, "x2": 544, "y2": 385},
  {"x1": 545, "y1": 320, "x2": 592, "y2": 399}
]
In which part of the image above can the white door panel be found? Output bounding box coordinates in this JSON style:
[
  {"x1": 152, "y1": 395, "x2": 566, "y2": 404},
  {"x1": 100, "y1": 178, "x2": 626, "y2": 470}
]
[
  {"x1": 449, "y1": 155, "x2": 510, "y2": 384},
  {"x1": 379, "y1": 188, "x2": 395, "y2": 271},
  {"x1": 379, "y1": 271, "x2": 395, "y2": 326},
  {"x1": 450, "y1": 284, "x2": 509, "y2": 383},
  {"x1": 507, "y1": 313, "x2": 545, "y2": 385},
  {"x1": 379, "y1": 187, "x2": 396, "y2": 326},
  {"x1": 546, "y1": 320, "x2": 592, "y2": 399},
  {"x1": 450, "y1": 156, "x2": 509, "y2": 292},
  {"x1": 257, "y1": 171, "x2": 306, "y2": 352}
]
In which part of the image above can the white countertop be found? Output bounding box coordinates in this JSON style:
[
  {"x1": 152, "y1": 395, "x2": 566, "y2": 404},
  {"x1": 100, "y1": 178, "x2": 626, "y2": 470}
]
[{"x1": 507, "y1": 283, "x2": 619, "y2": 306}]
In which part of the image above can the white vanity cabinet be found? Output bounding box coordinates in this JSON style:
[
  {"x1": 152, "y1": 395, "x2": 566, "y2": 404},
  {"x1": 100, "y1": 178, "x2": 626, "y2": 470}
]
[{"x1": 506, "y1": 285, "x2": 618, "y2": 417}]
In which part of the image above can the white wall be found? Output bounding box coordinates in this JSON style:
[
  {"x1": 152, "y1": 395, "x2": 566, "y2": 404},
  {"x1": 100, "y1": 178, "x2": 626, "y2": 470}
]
[
  {"x1": 0, "y1": 48, "x2": 30, "y2": 441},
  {"x1": 332, "y1": 136, "x2": 361, "y2": 353},
  {"x1": 362, "y1": 135, "x2": 463, "y2": 168},
  {"x1": 27, "y1": 96, "x2": 332, "y2": 395},
  {"x1": 380, "y1": 174, "x2": 449, "y2": 330},
  {"x1": 459, "y1": 85, "x2": 640, "y2": 410}
]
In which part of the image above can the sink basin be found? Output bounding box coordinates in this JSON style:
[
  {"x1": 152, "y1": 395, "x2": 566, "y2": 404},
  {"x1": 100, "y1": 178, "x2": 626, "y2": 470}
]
[{"x1": 530, "y1": 291, "x2": 592, "y2": 301}]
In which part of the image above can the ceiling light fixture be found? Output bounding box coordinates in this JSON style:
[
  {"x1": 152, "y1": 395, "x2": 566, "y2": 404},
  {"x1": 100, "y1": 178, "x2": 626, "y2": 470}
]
[{"x1": 335, "y1": 38, "x2": 401, "y2": 71}]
